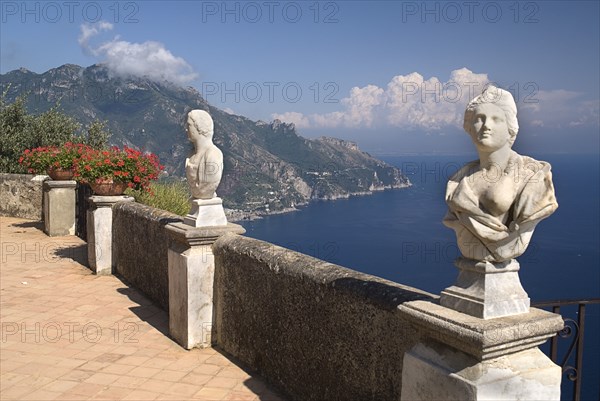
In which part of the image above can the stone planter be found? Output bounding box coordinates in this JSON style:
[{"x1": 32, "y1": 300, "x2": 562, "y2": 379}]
[
  {"x1": 90, "y1": 179, "x2": 128, "y2": 196},
  {"x1": 47, "y1": 167, "x2": 74, "y2": 180}
]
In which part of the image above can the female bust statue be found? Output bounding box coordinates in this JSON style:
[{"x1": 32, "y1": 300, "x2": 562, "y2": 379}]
[
  {"x1": 185, "y1": 110, "x2": 223, "y2": 199},
  {"x1": 443, "y1": 86, "x2": 558, "y2": 262}
]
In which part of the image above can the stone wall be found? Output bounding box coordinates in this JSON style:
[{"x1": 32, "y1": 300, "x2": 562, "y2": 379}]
[
  {"x1": 213, "y1": 233, "x2": 435, "y2": 401},
  {"x1": 112, "y1": 202, "x2": 183, "y2": 310},
  {"x1": 0, "y1": 174, "x2": 47, "y2": 220}
]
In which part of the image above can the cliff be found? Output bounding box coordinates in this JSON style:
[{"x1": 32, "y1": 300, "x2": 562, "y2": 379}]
[{"x1": 1, "y1": 64, "x2": 410, "y2": 213}]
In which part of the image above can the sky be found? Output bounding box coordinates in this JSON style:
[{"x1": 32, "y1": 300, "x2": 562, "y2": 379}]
[{"x1": 1, "y1": 0, "x2": 599, "y2": 155}]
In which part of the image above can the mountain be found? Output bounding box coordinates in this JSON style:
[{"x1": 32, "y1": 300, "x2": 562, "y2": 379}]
[{"x1": 1, "y1": 64, "x2": 410, "y2": 213}]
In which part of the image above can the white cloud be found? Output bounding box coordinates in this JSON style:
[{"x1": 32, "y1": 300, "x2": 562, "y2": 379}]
[
  {"x1": 340, "y1": 85, "x2": 385, "y2": 127},
  {"x1": 271, "y1": 112, "x2": 311, "y2": 129},
  {"x1": 78, "y1": 21, "x2": 113, "y2": 49},
  {"x1": 274, "y1": 85, "x2": 385, "y2": 129},
  {"x1": 78, "y1": 22, "x2": 198, "y2": 86},
  {"x1": 274, "y1": 69, "x2": 599, "y2": 132},
  {"x1": 274, "y1": 68, "x2": 490, "y2": 131},
  {"x1": 520, "y1": 90, "x2": 599, "y2": 129}
]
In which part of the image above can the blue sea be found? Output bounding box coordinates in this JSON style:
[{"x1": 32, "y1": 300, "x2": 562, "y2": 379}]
[{"x1": 239, "y1": 154, "x2": 600, "y2": 400}]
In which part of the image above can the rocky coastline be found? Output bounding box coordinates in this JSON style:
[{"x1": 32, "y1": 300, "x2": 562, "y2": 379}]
[{"x1": 226, "y1": 181, "x2": 412, "y2": 222}]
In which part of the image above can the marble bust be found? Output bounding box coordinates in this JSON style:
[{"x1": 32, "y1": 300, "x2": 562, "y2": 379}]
[
  {"x1": 185, "y1": 110, "x2": 223, "y2": 199},
  {"x1": 183, "y1": 110, "x2": 227, "y2": 227},
  {"x1": 443, "y1": 86, "x2": 558, "y2": 262}
]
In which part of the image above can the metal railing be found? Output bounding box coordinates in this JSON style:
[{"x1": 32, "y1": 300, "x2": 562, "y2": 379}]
[{"x1": 532, "y1": 298, "x2": 600, "y2": 401}]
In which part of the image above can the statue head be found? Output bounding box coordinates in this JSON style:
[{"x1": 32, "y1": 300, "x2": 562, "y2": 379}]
[
  {"x1": 186, "y1": 110, "x2": 214, "y2": 142},
  {"x1": 463, "y1": 86, "x2": 519, "y2": 147}
]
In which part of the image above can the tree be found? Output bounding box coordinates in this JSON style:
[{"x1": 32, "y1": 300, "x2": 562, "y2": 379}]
[
  {"x1": 83, "y1": 120, "x2": 110, "y2": 150},
  {"x1": 0, "y1": 92, "x2": 34, "y2": 173},
  {"x1": 0, "y1": 90, "x2": 110, "y2": 173}
]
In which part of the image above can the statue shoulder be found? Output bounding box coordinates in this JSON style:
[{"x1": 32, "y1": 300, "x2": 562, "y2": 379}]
[
  {"x1": 449, "y1": 160, "x2": 479, "y2": 182},
  {"x1": 205, "y1": 144, "x2": 223, "y2": 160},
  {"x1": 514, "y1": 154, "x2": 552, "y2": 184},
  {"x1": 518, "y1": 154, "x2": 551, "y2": 169}
]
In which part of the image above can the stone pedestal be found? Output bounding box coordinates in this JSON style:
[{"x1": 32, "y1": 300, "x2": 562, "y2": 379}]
[
  {"x1": 440, "y1": 258, "x2": 530, "y2": 319},
  {"x1": 183, "y1": 197, "x2": 227, "y2": 227},
  {"x1": 43, "y1": 180, "x2": 77, "y2": 236},
  {"x1": 87, "y1": 195, "x2": 134, "y2": 275},
  {"x1": 166, "y1": 221, "x2": 245, "y2": 349},
  {"x1": 399, "y1": 300, "x2": 564, "y2": 401}
]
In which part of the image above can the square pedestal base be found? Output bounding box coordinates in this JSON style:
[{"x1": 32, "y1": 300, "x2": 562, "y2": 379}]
[
  {"x1": 166, "y1": 222, "x2": 246, "y2": 349},
  {"x1": 43, "y1": 180, "x2": 76, "y2": 236},
  {"x1": 440, "y1": 258, "x2": 530, "y2": 319},
  {"x1": 184, "y1": 197, "x2": 227, "y2": 227},
  {"x1": 87, "y1": 195, "x2": 134, "y2": 275},
  {"x1": 401, "y1": 341, "x2": 561, "y2": 401}
]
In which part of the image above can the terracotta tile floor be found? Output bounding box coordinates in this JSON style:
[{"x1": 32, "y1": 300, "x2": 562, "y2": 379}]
[{"x1": 0, "y1": 217, "x2": 286, "y2": 401}]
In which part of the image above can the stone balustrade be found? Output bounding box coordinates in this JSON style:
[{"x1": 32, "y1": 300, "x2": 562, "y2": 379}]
[
  {"x1": 213, "y1": 233, "x2": 434, "y2": 401},
  {"x1": 0, "y1": 174, "x2": 564, "y2": 401},
  {"x1": 0, "y1": 173, "x2": 47, "y2": 220}
]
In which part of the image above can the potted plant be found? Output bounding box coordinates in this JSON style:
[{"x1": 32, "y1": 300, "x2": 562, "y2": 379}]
[
  {"x1": 74, "y1": 146, "x2": 163, "y2": 195},
  {"x1": 19, "y1": 142, "x2": 89, "y2": 180}
]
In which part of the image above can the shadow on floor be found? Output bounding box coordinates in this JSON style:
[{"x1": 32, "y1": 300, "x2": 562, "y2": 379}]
[
  {"x1": 210, "y1": 345, "x2": 289, "y2": 401},
  {"x1": 115, "y1": 281, "x2": 288, "y2": 400},
  {"x1": 117, "y1": 284, "x2": 286, "y2": 400},
  {"x1": 243, "y1": 376, "x2": 287, "y2": 401},
  {"x1": 10, "y1": 220, "x2": 44, "y2": 231},
  {"x1": 116, "y1": 286, "x2": 170, "y2": 336},
  {"x1": 52, "y1": 243, "x2": 88, "y2": 265}
]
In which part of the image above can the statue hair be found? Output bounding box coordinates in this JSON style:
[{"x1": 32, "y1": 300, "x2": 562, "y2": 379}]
[
  {"x1": 188, "y1": 110, "x2": 214, "y2": 137},
  {"x1": 464, "y1": 85, "x2": 519, "y2": 146}
]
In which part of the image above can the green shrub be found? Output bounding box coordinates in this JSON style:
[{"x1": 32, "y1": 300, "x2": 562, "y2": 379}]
[
  {"x1": 127, "y1": 181, "x2": 190, "y2": 216},
  {"x1": 0, "y1": 90, "x2": 110, "y2": 173}
]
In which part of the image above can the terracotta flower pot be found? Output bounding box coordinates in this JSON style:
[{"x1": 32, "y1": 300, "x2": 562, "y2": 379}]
[
  {"x1": 47, "y1": 167, "x2": 74, "y2": 180},
  {"x1": 89, "y1": 178, "x2": 128, "y2": 196}
]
